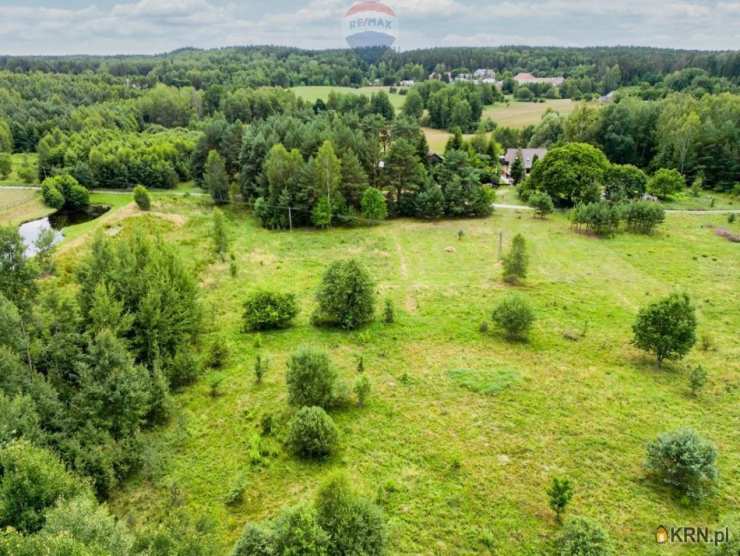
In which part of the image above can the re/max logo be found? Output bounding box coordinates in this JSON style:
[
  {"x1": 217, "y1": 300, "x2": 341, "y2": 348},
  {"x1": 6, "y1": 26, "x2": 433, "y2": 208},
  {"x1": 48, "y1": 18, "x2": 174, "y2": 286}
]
[
  {"x1": 349, "y1": 18, "x2": 393, "y2": 30},
  {"x1": 656, "y1": 525, "x2": 731, "y2": 545}
]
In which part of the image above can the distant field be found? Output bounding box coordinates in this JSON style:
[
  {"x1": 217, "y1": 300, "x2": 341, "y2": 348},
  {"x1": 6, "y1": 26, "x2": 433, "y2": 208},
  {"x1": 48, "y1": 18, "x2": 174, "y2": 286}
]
[
  {"x1": 484, "y1": 99, "x2": 580, "y2": 128},
  {"x1": 290, "y1": 85, "x2": 406, "y2": 111},
  {"x1": 423, "y1": 128, "x2": 493, "y2": 155},
  {"x1": 0, "y1": 187, "x2": 51, "y2": 226}
]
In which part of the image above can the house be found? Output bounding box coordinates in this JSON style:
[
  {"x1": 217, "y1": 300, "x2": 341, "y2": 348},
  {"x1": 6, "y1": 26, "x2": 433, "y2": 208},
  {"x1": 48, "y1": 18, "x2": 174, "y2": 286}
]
[
  {"x1": 501, "y1": 148, "x2": 548, "y2": 177},
  {"x1": 513, "y1": 72, "x2": 565, "y2": 87},
  {"x1": 474, "y1": 69, "x2": 496, "y2": 80},
  {"x1": 399, "y1": 79, "x2": 415, "y2": 87}
]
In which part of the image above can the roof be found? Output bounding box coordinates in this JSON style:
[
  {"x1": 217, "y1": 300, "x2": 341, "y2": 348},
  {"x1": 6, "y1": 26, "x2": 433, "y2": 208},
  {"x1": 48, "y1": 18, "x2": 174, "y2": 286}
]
[
  {"x1": 503, "y1": 148, "x2": 547, "y2": 169},
  {"x1": 513, "y1": 73, "x2": 565, "y2": 86}
]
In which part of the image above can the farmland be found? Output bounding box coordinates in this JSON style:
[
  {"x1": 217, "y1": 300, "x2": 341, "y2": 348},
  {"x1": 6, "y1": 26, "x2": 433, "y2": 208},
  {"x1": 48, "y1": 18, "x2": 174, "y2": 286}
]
[{"x1": 290, "y1": 85, "x2": 407, "y2": 111}]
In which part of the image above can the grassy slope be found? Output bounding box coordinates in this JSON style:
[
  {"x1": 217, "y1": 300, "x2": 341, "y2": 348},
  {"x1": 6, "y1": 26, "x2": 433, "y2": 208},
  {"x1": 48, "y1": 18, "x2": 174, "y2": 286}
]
[
  {"x1": 290, "y1": 85, "x2": 406, "y2": 111},
  {"x1": 96, "y1": 200, "x2": 740, "y2": 555},
  {"x1": 0, "y1": 187, "x2": 53, "y2": 226}
]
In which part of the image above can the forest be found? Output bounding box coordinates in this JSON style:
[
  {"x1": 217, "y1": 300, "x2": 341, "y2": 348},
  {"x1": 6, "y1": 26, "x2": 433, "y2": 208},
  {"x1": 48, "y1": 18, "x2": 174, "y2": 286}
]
[{"x1": 0, "y1": 43, "x2": 739, "y2": 555}]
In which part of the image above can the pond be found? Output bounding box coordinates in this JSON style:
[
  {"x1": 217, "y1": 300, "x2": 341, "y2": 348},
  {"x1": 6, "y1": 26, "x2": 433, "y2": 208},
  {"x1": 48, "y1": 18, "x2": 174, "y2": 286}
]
[{"x1": 19, "y1": 204, "x2": 111, "y2": 256}]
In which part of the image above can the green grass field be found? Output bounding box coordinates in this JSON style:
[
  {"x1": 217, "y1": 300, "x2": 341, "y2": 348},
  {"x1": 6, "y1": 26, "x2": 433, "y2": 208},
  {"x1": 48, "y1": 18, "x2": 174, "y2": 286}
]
[
  {"x1": 79, "y1": 199, "x2": 740, "y2": 555},
  {"x1": 290, "y1": 85, "x2": 407, "y2": 111},
  {"x1": 484, "y1": 99, "x2": 580, "y2": 128}
]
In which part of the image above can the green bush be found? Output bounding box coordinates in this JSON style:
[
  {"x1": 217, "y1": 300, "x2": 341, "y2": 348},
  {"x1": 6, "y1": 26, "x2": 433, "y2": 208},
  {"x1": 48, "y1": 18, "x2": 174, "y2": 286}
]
[
  {"x1": 0, "y1": 153, "x2": 11, "y2": 180},
  {"x1": 645, "y1": 428, "x2": 718, "y2": 503},
  {"x1": 166, "y1": 348, "x2": 201, "y2": 389},
  {"x1": 555, "y1": 516, "x2": 614, "y2": 556},
  {"x1": 232, "y1": 523, "x2": 275, "y2": 556},
  {"x1": 312, "y1": 259, "x2": 375, "y2": 330},
  {"x1": 648, "y1": 168, "x2": 685, "y2": 199},
  {"x1": 286, "y1": 406, "x2": 339, "y2": 459},
  {"x1": 604, "y1": 164, "x2": 647, "y2": 202},
  {"x1": 0, "y1": 441, "x2": 82, "y2": 533},
  {"x1": 285, "y1": 347, "x2": 336, "y2": 409},
  {"x1": 243, "y1": 291, "x2": 299, "y2": 331},
  {"x1": 632, "y1": 293, "x2": 697, "y2": 366},
  {"x1": 529, "y1": 191, "x2": 554, "y2": 218},
  {"x1": 502, "y1": 233, "x2": 528, "y2": 284},
  {"x1": 41, "y1": 175, "x2": 89, "y2": 210},
  {"x1": 206, "y1": 339, "x2": 230, "y2": 369},
  {"x1": 41, "y1": 182, "x2": 65, "y2": 209},
  {"x1": 623, "y1": 201, "x2": 665, "y2": 234},
  {"x1": 354, "y1": 375, "x2": 371, "y2": 407},
  {"x1": 492, "y1": 295, "x2": 535, "y2": 340},
  {"x1": 571, "y1": 201, "x2": 621, "y2": 237},
  {"x1": 315, "y1": 475, "x2": 386, "y2": 555},
  {"x1": 133, "y1": 185, "x2": 151, "y2": 210}
]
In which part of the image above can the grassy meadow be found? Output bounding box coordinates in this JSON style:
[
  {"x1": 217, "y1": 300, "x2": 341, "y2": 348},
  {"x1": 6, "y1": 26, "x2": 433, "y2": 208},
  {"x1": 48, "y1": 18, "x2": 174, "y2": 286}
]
[
  {"x1": 0, "y1": 187, "x2": 52, "y2": 226},
  {"x1": 483, "y1": 99, "x2": 579, "y2": 128},
  {"x1": 41, "y1": 196, "x2": 734, "y2": 555}
]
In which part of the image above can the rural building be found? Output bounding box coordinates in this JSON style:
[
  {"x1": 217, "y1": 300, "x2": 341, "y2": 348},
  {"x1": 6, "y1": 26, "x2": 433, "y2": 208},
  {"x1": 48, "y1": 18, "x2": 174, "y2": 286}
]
[
  {"x1": 399, "y1": 79, "x2": 415, "y2": 87},
  {"x1": 501, "y1": 148, "x2": 548, "y2": 177},
  {"x1": 514, "y1": 72, "x2": 565, "y2": 87}
]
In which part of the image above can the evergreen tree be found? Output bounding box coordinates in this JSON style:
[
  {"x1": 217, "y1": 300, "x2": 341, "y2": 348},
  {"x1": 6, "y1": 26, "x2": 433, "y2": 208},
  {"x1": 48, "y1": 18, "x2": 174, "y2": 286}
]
[
  {"x1": 339, "y1": 150, "x2": 368, "y2": 208},
  {"x1": 502, "y1": 234, "x2": 528, "y2": 284},
  {"x1": 510, "y1": 152, "x2": 525, "y2": 185},
  {"x1": 403, "y1": 88, "x2": 424, "y2": 120},
  {"x1": 204, "y1": 150, "x2": 229, "y2": 204}
]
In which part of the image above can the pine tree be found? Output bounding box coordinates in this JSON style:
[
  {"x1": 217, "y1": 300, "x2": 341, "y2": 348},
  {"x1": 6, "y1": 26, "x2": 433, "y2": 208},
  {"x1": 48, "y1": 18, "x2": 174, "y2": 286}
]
[
  {"x1": 339, "y1": 150, "x2": 368, "y2": 208},
  {"x1": 510, "y1": 153, "x2": 525, "y2": 185},
  {"x1": 502, "y1": 234, "x2": 528, "y2": 284}
]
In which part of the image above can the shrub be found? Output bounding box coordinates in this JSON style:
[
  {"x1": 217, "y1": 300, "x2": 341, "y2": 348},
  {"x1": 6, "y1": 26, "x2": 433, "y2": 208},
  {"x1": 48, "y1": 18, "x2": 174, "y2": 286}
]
[
  {"x1": 0, "y1": 153, "x2": 11, "y2": 179},
  {"x1": 529, "y1": 191, "x2": 554, "y2": 218},
  {"x1": 555, "y1": 517, "x2": 614, "y2": 556},
  {"x1": 133, "y1": 185, "x2": 151, "y2": 210},
  {"x1": 383, "y1": 298, "x2": 395, "y2": 324},
  {"x1": 243, "y1": 291, "x2": 299, "y2": 331},
  {"x1": 42, "y1": 175, "x2": 89, "y2": 210},
  {"x1": 728, "y1": 213, "x2": 736, "y2": 224},
  {"x1": 571, "y1": 201, "x2": 621, "y2": 237},
  {"x1": 271, "y1": 504, "x2": 330, "y2": 555},
  {"x1": 207, "y1": 339, "x2": 230, "y2": 369},
  {"x1": 254, "y1": 354, "x2": 269, "y2": 384},
  {"x1": 623, "y1": 201, "x2": 665, "y2": 234},
  {"x1": 313, "y1": 259, "x2": 375, "y2": 330},
  {"x1": 315, "y1": 475, "x2": 386, "y2": 555},
  {"x1": 286, "y1": 406, "x2": 339, "y2": 459},
  {"x1": 0, "y1": 441, "x2": 82, "y2": 533},
  {"x1": 547, "y1": 477, "x2": 574, "y2": 523},
  {"x1": 354, "y1": 375, "x2": 371, "y2": 407},
  {"x1": 492, "y1": 295, "x2": 535, "y2": 340},
  {"x1": 688, "y1": 365, "x2": 708, "y2": 397},
  {"x1": 648, "y1": 168, "x2": 685, "y2": 199},
  {"x1": 502, "y1": 233, "x2": 528, "y2": 284},
  {"x1": 285, "y1": 347, "x2": 337, "y2": 409},
  {"x1": 646, "y1": 428, "x2": 717, "y2": 503},
  {"x1": 166, "y1": 348, "x2": 201, "y2": 389},
  {"x1": 41, "y1": 181, "x2": 65, "y2": 209},
  {"x1": 632, "y1": 293, "x2": 697, "y2": 366},
  {"x1": 361, "y1": 187, "x2": 388, "y2": 222},
  {"x1": 232, "y1": 523, "x2": 276, "y2": 556}
]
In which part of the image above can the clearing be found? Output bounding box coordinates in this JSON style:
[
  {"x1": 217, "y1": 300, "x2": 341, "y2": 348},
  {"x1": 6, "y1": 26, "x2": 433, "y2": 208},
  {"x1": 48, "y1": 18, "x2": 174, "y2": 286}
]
[{"x1": 82, "y1": 198, "x2": 740, "y2": 555}]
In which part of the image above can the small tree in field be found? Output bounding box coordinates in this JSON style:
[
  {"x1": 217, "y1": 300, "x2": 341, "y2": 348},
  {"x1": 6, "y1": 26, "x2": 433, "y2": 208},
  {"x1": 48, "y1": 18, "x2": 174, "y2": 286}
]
[
  {"x1": 529, "y1": 191, "x2": 554, "y2": 218},
  {"x1": 648, "y1": 168, "x2": 685, "y2": 199},
  {"x1": 133, "y1": 185, "x2": 151, "y2": 210},
  {"x1": 286, "y1": 348, "x2": 337, "y2": 409},
  {"x1": 502, "y1": 234, "x2": 528, "y2": 284},
  {"x1": 547, "y1": 477, "x2": 574, "y2": 523},
  {"x1": 688, "y1": 365, "x2": 707, "y2": 397},
  {"x1": 286, "y1": 406, "x2": 339, "y2": 459},
  {"x1": 555, "y1": 517, "x2": 614, "y2": 556},
  {"x1": 645, "y1": 428, "x2": 717, "y2": 503},
  {"x1": 632, "y1": 293, "x2": 697, "y2": 367},
  {"x1": 243, "y1": 291, "x2": 298, "y2": 331},
  {"x1": 313, "y1": 259, "x2": 375, "y2": 330},
  {"x1": 492, "y1": 295, "x2": 535, "y2": 340}
]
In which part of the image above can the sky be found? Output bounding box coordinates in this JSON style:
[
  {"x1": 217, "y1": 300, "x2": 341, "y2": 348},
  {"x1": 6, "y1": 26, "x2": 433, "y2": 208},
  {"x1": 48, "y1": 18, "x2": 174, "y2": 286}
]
[{"x1": 0, "y1": 0, "x2": 738, "y2": 56}]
